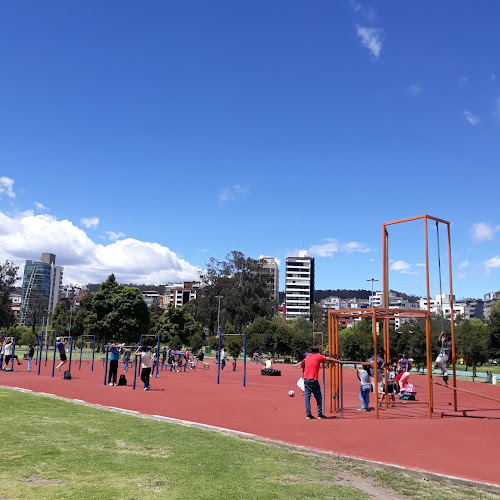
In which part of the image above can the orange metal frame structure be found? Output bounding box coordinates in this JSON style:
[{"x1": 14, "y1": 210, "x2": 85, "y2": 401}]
[{"x1": 328, "y1": 215, "x2": 457, "y2": 419}]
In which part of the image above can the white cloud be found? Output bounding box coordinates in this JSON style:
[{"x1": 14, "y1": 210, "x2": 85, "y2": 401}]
[
  {"x1": 459, "y1": 260, "x2": 469, "y2": 269},
  {"x1": 107, "y1": 231, "x2": 125, "y2": 241},
  {"x1": 0, "y1": 211, "x2": 200, "y2": 285},
  {"x1": 390, "y1": 260, "x2": 410, "y2": 272},
  {"x1": 218, "y1": 185, "x2": 249, "y2": 207},
  {"x1": 356, "y1": 25, "x2": 384, "y2": 59},
  {"x1": 0, "y1": 177, "x2": 15, "y2": 199},
  {"x1": 415, "y1": 263, "x2": 426, "y2": 267},
  {"x1": 81, "y1": 217, "x2": 100, "y2": 229},
  {"x1": 350, "y1": 0, "x2": 375, "y2": 20},
  {"x1": 464, "y1": 111, "x2": 479, "y2": 125},
  {"x1": 484, "y1": 256, "x2": 500, "y2": 270},
  {"x1": 34, "y1": 201, "x2": 48, "y2": 211},
  {"x1": 491, "y1": 74, "x2": 496, "y2": 82},
  {"x1": 409, "y1": 84, "x2": 422, "y2": 96},
  {"x1": 308, "y1": 238, "x2": 370, "y2": 258},
  {"x1": 470, "y1": 222, "x2": 500, "y2": 242},
  {"x1": 457, "y1": 273, "x2": 467, "y2": 279}
]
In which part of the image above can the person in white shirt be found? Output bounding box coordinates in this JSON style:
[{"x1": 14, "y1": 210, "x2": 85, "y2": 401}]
[{"x1": 135, "y1": 346, "x2": 152, "y2": 391}]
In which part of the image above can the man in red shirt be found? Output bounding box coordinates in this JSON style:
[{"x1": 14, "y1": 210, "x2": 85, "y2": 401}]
[{"x1": 303, "y1": 345, "x2": 338, "y2": 419}]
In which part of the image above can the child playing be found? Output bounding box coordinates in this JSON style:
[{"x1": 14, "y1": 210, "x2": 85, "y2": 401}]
[{"x1": 356, "y1": 364, "x2": 371, "y2": 411}]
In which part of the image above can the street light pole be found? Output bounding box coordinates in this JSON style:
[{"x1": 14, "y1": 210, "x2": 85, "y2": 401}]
[
  {"x1": 215, "y1": 295, "x2": 223, "y2": 384},
  {"x1": 366, "y1": 278, "x2": 379, "y2": 306}
]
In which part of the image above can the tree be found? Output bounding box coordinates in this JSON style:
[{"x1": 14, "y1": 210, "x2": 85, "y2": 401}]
[
  {"x1": 338, "y1": 319, "x2": 373, "y2": 361},
  {"x1": 85, "y1": 274, "x2": 150, "y2": 347},
  {"x1": 188, "y1": 332, "x2": 204, "y2": 353},
  {"x1": 0, "y1": 261, "x2": 19, "y2": 328},
  {"x1": 50, "y1": 301, "x2": 70, "y2": 336},
  {"x1": 488, "y1": 298, "x2": 500, "y2": 360},
  {"x1": 192, "y1": 251, "x2": 276, "y2": 335},
  {"x1": 71, "y1": 292, "x2": 93, "y2": 338},
  {"x1": 25, "y1": 289, "x2": 49, "y2": 336},
  {"x1": 456, "y1": 319, "x2": 490, "y2": 378}
]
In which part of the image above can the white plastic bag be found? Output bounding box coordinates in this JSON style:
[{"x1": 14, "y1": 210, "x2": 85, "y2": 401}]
[{"x1": 297, "y1": 377, "x2": 305, "y2": 392}]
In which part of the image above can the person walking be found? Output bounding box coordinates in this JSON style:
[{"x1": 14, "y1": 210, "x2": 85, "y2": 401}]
[
  {"x1": 184, "y1": 348, "x2": 190, "y2": 372},
  {"x1": 303, "y1": 345, "x2": 338, "y2": 419},
  {"x1": 135, "y1": 346, "x2": 152, "y2": 390}
]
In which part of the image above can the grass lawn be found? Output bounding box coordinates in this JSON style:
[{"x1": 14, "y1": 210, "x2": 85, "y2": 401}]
[{"x1": 0, "y1": 389, "x2": 497, "y2": 500}]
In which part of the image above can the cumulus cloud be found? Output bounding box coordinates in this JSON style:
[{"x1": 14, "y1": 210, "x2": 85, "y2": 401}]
[
  {"x1": 81, "y1": 217, "x2": 100, "y2": 229},
  {"x1": 308, "y1": 238, "x2": 370, "y2": 258},
  {"x1": 218, "y1": 185, "x2": 249, "y2": 207},
  {"x1": 470, "y1": 222, "x2": 500, "y2": 242},
  {"x1": 390, "y1": 260, "x2": 410, "y2": 272},
  {"x1": 356, "y1": 25, "x2": 384, "y2": 59},
  {"x1": 0, "y1": 211, "x2": 200, "y2": 285},
  {"x1": 484, "y1": 256, "x2": 500, "y2": 270},
  {"x1": 464, "y1": 111, "x2": 480, "y2": 125},
  {"x1": 0, "y1": 177, "x2": 15, "y2": 199},
  {"x1": 107, "y1": 231, "x2": 125, "y2": 241},
  {"x1": 409, "y1": 84, "x2": 422, "y2": 96}
]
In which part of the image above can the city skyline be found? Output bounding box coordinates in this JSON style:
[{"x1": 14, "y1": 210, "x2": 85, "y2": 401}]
[{"x1": 1, "y1": 1, "x2": 500, "y2": 299}]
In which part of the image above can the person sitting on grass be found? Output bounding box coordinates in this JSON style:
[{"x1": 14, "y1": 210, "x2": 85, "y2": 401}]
[
  {"x1": 55, "y1": 337, "x2": 68, "y2": 372},
  {"x1": 356, "y1": 364, "x2": 371, "y2": 412}
]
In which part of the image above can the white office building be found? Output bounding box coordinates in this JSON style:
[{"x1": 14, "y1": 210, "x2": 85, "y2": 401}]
[
  {"x1": 285, "y1": 251, "x2": 314, "y2": 321},
  {"x1": 419, "y1": 294, "x2": 470, "y2": 321}
]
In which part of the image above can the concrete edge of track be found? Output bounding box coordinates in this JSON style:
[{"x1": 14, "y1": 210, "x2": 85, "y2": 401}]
[{"x1": 3, "y1": 385, "x2": 499, "y2": 496}]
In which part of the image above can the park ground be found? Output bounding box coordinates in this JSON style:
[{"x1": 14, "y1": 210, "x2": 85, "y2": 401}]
[{"x1": 1, "y1": 357, "x2": 500, "y2": 498}]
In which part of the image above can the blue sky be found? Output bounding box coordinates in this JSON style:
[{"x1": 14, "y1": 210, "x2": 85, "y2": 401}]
[{"x1": 1, "y1": 1, "x2": 499, "y2": 300}]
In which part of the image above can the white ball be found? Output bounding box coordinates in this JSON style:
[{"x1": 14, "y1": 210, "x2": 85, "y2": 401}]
[{"x1": 288, "y1": 390, "x2": 295, "y2": 397}]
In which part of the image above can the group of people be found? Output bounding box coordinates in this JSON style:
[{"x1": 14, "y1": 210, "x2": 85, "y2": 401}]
[
  {"x1": 105, "y1": 343, "x2": 204, "y2": 390},
  {"x1": 299, "y1": 330, "x2": 453, "y2": 418}
]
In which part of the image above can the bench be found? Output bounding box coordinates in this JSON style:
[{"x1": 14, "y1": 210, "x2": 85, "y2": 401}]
[{"x1": 197, "y1": 360, "x2": 210, "y2": 370}]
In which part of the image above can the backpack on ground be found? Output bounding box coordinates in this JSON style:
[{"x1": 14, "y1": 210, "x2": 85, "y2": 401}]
[
  {"x1": 118, "y1": 374, "x2": 127, "y2": 386},
  {"x1": 63, "y1": 370, "x2": 72, "y2": 380}
]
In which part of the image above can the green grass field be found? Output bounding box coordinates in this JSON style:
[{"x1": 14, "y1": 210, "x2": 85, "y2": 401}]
[{"x1": 0, "y1": 388, "x2": 497, "y2": 500}]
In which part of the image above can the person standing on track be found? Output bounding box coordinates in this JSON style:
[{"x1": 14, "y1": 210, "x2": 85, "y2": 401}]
[
  {"x1": 135, "y1": 346, "x2": 152, "y2": 391},
  {"x1": 122, "y1": 347, "x2": 132, "y2": 373},
  {"x1": 303, "y1": 345, "x2": 338, "y2": 420},
  {"x1": 108, "y1": 342, "x2": 123, "y2": 386},
  {"x1": 27, "y1": 344, "x2": 35, "y2": 372},
  {"x1": 220, "y1": 348, "x2": 227, "y2": 371}
]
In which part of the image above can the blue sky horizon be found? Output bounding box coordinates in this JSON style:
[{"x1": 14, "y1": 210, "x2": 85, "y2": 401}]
[{"x1": 1, "y1": 1, "x2": 499, "y2": 300}]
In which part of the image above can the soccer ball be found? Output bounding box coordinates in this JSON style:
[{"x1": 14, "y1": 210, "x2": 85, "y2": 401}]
[{"x1": 288, "y1": 390, "x2": 295, "y2": 397}]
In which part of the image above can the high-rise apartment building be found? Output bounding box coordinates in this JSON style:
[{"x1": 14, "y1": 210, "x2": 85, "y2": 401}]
[
  {"x1": 285, "y1": 251, "x2": 314, "y2": 321},
  {"x1": 260, "y1": 257, "x2": 279, "y2": 303},
  {"x1": 20, "y1": 253, "x2": 64, "y2": 326}
]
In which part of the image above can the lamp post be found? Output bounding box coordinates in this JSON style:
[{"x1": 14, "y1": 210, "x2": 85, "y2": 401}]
[
  {"x1": 366, "y1": 278, "x2": 379, "y2": 306},
  {"x1": 215, "y1": 295, "x2": 223, "y2": 384}
]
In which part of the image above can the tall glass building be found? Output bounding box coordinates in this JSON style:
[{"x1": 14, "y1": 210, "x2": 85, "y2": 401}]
[{"x1": 20, "y1": 253, "x2": 64, "y2": 326}]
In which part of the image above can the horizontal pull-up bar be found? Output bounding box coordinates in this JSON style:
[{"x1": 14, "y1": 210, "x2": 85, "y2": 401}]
[
  {"x1": 382, "y1": 214, "x2": 450, "y2": 226},
  {"x1": 433, "y1": 381, "x2": 500, "y2": 405}
]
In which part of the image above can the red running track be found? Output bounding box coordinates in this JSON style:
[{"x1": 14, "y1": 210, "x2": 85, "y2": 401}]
[{"x1": 2, "y1": 359, "x2": 500, "y2": 486}]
